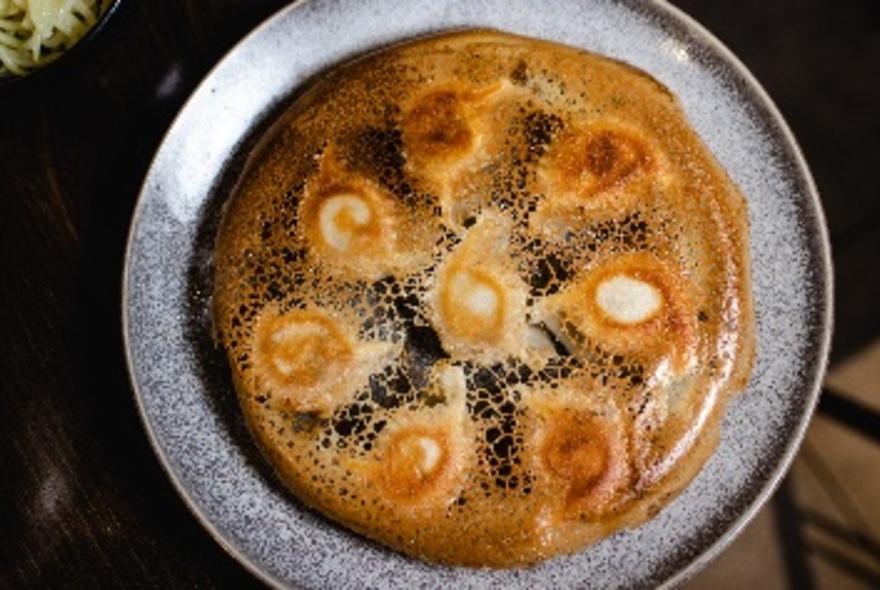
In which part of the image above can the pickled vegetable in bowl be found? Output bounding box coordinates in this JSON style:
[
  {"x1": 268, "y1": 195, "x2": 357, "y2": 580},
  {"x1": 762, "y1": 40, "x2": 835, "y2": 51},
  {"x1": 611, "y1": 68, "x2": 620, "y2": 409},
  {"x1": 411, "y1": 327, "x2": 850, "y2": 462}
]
[{"x1": 0, "y1": 0, "x2": 116, "y2": 78}]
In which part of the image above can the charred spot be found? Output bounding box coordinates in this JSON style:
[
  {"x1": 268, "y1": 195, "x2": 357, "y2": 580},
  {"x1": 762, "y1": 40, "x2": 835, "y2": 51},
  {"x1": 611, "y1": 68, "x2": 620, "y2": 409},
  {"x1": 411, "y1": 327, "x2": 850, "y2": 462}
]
[
  {"x1": 510, "y1": 59, "x2": 529, "y2": 85},
  {"x1": 493, "y1": 434, "x2": 517, "y2": 459},
  {"x1": 280, "y1": 247, "x2": 306, "y2": 265},
  {"x1": 349, "y1": 125, "x2": 407, "y2": 191},
  {"x1": 386, "y1": 365, "x2": 413, "y2": 396},
  {"x1": 393, "y1": 290, "x2": 423, "y2": 322},
  {"x1": 322, "y1": 403, "x2": 373, "y2": 450},
  {"x1": 467, "y1": 364, "x2": 506, "y2": 399},
  {"x1": 357, "y1": 278, "x2": 414, "y2": 340},
  {"x1": 370, "y1": 275, "x2": 397, "y2": 296},
  {"x1": 366, "y1": 366, "x2": 415, "y2": 410},
  {"x1": 322, "y1": 394, "x2": 388, "y2": 452},
  {"x1": 260, "y1": 219, "x2": 273, "y2": 241},
  {"x1": 585, "y1": 132, "x2": 620, "y2": 175},
  {"x1": 466, "y1": 360, "x2": 529, "y2": 417},
  {"x1": 523, "y1": 110, "x2": 564, "y2": 161},
  {"x1": 506, "y1": 364, "x2": 530, "y2": 385},
  {"x1": 618, "y1": 212, "x2": 653, "y2": 248},
  {"x1": 539, "y1": 357, "x2": 582, "y2": 382},
  {"x1": 333, "y1": 416, "x2": 360, "y2": 438},
  {"x1": 403, "y1": 324, "x2": 450, "y2": 389},
  {"x1": 463, "y1": 361, "x2": 528, "y2": 490},
  {"x1": 264, "y1": 280, "x2": 283, "y2": 301},
  {"x1": 566, "y1": 212, "x2": 656, "y2": 257},
  {"x1": 530, "y1": 251, "x2": 573, "y2": 296},
  {"x1": 581, "y1": 128, "x2": 650, "y2": 188},
  {"x1": 403, "y1": 91, "x2": 473, "y2": 157}
]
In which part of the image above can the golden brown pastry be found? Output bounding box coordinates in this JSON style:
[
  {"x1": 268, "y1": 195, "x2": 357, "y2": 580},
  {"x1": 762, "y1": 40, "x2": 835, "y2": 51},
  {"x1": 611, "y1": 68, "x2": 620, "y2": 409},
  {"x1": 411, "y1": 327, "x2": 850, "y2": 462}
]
[{"x1": 211, "y1": 29, "x2": 755, "y2": 568}]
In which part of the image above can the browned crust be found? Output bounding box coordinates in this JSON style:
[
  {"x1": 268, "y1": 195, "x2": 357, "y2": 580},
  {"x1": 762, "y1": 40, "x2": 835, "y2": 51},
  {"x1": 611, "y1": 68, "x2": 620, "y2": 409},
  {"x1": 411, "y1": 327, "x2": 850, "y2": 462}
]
[{"x1": 211, "y1": 29, "x2": 755, "y2": 568}]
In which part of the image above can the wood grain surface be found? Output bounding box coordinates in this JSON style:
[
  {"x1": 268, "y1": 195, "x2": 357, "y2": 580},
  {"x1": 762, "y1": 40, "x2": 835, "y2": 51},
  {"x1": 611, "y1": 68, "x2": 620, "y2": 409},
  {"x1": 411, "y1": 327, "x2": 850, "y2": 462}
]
[{"x1": 0, "y1": 1, "x2": 877, "y2": 587}]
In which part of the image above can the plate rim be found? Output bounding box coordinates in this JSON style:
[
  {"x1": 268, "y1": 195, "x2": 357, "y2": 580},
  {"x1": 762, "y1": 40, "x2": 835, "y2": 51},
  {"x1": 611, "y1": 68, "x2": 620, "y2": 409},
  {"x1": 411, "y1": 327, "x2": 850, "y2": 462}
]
[{"x1": 122, "y1": 0, "x2": 834, "y2": 587}]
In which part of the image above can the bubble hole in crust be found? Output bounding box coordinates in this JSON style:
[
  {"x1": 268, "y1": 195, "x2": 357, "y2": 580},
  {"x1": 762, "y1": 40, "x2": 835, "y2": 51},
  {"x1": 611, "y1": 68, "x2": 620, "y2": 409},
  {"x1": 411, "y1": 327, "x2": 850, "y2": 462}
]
[{"x1": 211, "y1": 28, "x2": 755, "y2": 569}]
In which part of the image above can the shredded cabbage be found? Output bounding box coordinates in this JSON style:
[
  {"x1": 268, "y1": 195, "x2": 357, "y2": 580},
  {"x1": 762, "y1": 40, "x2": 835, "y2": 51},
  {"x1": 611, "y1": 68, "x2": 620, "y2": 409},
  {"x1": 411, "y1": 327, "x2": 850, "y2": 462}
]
[{"x1": 0, "y1": 0, "x2": 105, "y2": 77}]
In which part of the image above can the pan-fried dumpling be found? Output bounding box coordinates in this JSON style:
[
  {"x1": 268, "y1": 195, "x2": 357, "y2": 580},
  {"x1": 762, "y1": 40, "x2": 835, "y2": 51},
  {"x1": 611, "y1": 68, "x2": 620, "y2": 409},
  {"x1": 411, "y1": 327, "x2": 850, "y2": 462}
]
[{"x1": 211, "y1": 29, "x2": 755, "y2": 568}]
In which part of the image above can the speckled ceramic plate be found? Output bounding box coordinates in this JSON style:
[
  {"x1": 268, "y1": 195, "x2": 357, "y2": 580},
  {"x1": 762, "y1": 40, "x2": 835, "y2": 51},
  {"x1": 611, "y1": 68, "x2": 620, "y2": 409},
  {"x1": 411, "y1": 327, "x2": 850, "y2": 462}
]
[{"x1": 123, "y1": 0, "x2": 832, "y2": 587}]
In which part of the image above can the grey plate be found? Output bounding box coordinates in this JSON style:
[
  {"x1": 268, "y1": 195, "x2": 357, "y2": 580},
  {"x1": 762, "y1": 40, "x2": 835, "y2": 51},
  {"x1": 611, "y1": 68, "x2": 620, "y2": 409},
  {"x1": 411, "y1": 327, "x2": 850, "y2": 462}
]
[{"x1": 123, "y1": 0, "x2": 833, "y2": 588}]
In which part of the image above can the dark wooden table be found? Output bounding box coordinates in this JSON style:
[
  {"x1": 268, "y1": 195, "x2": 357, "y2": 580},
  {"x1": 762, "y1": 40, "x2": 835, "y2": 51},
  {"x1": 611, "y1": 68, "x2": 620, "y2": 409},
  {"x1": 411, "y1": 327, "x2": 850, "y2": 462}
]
[{"x1": 2, "y1": 1, "x2": 878, "y2": 587}]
